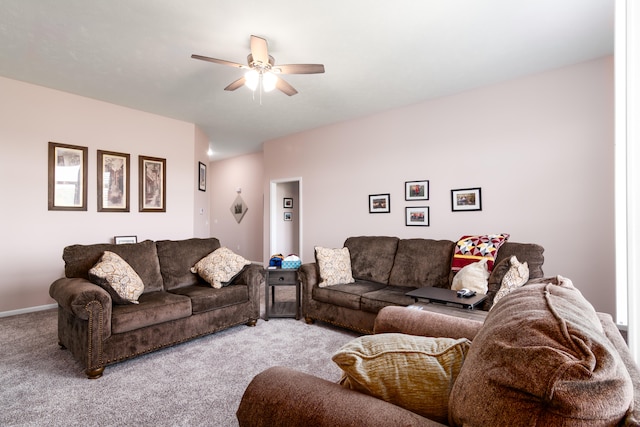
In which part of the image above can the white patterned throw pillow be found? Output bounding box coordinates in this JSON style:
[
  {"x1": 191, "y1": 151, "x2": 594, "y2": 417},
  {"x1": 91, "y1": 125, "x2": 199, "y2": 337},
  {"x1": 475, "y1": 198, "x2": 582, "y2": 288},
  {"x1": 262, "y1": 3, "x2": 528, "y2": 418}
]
[
  {"x1": 451, "y1": 258, "x2": 489, "y2": 294},
  {"x1": 315, "y1": 246, "x2": 355, "y2": 287},
  {"x1": 191, "y1": 247, "x2": 251, "y2": 289},
  {"x1": 491, "y1": 256, "x2": 529, "y2": 308},
  {"x1": 89, "y1": 251, "x2": 145, "y2": 304}
]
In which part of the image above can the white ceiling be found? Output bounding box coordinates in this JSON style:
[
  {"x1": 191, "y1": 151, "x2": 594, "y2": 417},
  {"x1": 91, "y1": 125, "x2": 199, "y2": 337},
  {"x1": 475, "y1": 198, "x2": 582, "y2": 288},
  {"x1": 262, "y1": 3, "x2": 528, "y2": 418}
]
[{"x1": 0, "y1": 0, "x2": 614, "y2": 159}]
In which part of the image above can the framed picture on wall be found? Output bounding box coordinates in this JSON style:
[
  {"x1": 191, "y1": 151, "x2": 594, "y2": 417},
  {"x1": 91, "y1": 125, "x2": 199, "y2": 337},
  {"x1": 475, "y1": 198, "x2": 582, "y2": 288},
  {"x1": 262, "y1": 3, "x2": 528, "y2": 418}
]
[
  {"x1": 451, "y1": 187, "x2": 482, "y2": 211},
  {"x1": 198, "y1": 161, "x2": 206, "y2": 192},
  {"x1": 283, "y1": 197, "x2": 293, "y2": 208},
  {"x1": 405, "y1": 180, "x2": 429, "y2": 201},
  {"x1": 48, "y1": 141, "x2": 88, "y2": 211},
  {"x1": 139, "y1": 155, "x2": 166, "y2": 212},
  {"x1": 369, "y1": 193, "x2": 390, "y2": 213},
  {"x1": 405, "y1": 207, "x2": 430, "y2": 226},
  {"x1": 98, "y1": 150, "x2": 130, "y2": 212},
  {"x1": 114, "y1": 235, "x2": 138, "y2": 244},
  {"x1": 284, "y1": 212, "x2": 292, "y2": 221}
]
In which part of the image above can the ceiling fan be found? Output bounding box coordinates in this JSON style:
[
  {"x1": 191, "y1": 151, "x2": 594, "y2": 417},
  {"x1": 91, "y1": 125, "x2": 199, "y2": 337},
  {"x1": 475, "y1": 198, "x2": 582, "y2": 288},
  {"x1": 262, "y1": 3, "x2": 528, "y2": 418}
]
[{"x1": 191, "y1": 35, "x2": 325, "y2": 96}]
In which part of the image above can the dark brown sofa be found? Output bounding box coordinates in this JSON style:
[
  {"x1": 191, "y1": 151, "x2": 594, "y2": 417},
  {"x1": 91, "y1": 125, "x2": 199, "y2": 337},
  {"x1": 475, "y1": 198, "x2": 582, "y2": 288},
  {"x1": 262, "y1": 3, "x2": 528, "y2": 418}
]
[
  {"x1": 49, "y1": 237, "x2": 262, "y2": 379},
  {"x1": 300, "y1": 236, "x2": 545, "y2": 333},
  {"x1": 237, "y1": 277, "x2": 640, "y2": 426}
]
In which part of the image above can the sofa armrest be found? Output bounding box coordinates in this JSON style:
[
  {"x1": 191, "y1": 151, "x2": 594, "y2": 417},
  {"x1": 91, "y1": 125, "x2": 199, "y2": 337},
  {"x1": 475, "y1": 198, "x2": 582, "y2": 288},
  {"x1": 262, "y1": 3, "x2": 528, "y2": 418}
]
[
  {"x1": 49, "y1": 277, "x2": 112, "y2": 321},
  {"x1": 299, "y1": 262, "x2": 319, "y2": 289},
  {"x1": 237, "y1": 264, "x2": 263, "y2": 318},
  {"x1": 374, "y1": 306, "x2": 483, "y2": 340},
  {"x1": 598, "y1": 313, "x2": 640, "y2": 425},
  {"x1": 236, "y1": 366, "x2": 442, "y2": 427}
]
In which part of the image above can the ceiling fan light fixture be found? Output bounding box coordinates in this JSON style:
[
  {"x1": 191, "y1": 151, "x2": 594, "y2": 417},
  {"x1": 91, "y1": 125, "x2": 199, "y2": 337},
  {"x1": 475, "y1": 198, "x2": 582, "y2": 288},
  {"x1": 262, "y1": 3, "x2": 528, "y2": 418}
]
[
  {"x1": 262, "y1": 72, "x2": 277, "y2": 92},
  {"x1": 244, "y1": 69, "x2": 259, "y2": 91}
]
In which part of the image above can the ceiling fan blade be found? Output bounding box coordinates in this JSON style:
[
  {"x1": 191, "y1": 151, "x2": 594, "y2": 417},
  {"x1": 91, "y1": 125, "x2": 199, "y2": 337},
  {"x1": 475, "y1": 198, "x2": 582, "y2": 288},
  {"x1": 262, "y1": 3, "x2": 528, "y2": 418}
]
[
  {"x1": 276, "y1": 77, "x2": 298, "y2": 96},
  {"x1": 191, "y1": 54, "x2": 248, "y2": 69},
  {"x1": 274, "y1": 64, "x2": 325, "y2": 74},
  {"x1": 250, "y1": 35, "x2": 269, "y2": 65},
  {"x1": 224, "y1": 77, "x2": 246, "y2": 91}
]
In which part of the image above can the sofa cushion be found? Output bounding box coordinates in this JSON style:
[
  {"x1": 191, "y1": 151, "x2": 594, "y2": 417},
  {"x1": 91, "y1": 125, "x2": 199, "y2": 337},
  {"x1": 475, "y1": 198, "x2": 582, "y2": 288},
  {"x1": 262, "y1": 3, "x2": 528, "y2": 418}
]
[
  {"x1": 169, "y1": 283, "x2": 249, "y2": 314},
  {"x1": 333, "y1": 333, "x2": 471, "y2": 424},
  {"x1": 315, "y1": 246, "x2": 355, "y2": 287},
  {"x1": 491, "y1": 256, "x2": 529, "y2": 308},
  {"x1": 312, "y1": 280, "x2": 385, "y2": 310},
  {"x1": 63, "y1": 239, "x2": 163, "y2": 292},
  {"x1": 111, "y1": 291, "x2": 192, "y2": 334},
  {"x1": 360, "y1": 286, "x2": 417, "y2": 314},
  {"x1": 494, "y1": 241, "x2": 544, "y2": 279},
  {"x1": 190, "y1": 247, "x2": 251, "y2": 289},
  {"x1": 88, "y1": 251, "x2": 145, "y2": 304},
  {"x1": 156, "y1": 238, "x2": 221, "y2": 290},
  {"x1": 450, "y1": 276, "x2": 634, "y2": 426},
  {"x1": 344, "y1": 236, "x2": 399, "y2": 284},
  {"x1": 451, "y1": 259, "x2": 489, "y2": 294},
  {"x1": 388, "y1": 239, "x2": 455, "y2": 288},
  {"x1": 451, "y1": 233, "x2": 509, "y2": 272}
]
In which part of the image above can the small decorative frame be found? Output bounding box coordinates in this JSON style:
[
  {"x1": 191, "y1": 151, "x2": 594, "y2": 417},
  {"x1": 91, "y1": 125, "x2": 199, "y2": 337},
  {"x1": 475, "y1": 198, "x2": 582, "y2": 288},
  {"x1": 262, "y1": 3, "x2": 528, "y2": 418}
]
[
  {"x1": 98, "y1": 150, "x2": 130, "y2": 212},
  {"x1": 230, "y1": 194, "x2": 248, "y2": 223},
  {"x1": 284, "y1": 212, "x2": 292, "y2": 221},
  {"x1": 48, "y1": 141, "x2": 88, "y2": 211},
  {"x1": 405, "y1": 180, "x2": 429, "y2": 201},
  {"x1": 405, "y1": 207, "x2": 430, "y2": 226},
  {"x1": 451, "y1": 187, "x2": 482, "y2": 211},
  {"x1": 369, "y1": 193, "x2": 390, "y2": 213},
  {"x1": 139, "y1": 156, "x2": 166, "y2": 212},
  {"x1": 114, "y1": 235, "x2": 138, "y2": 244},
  {"x1": 283, "y1": 197, "x2": 293, "y2": 209},
  {"x1": 198, "y1": 161, "x2": 206, "y2": 192}
]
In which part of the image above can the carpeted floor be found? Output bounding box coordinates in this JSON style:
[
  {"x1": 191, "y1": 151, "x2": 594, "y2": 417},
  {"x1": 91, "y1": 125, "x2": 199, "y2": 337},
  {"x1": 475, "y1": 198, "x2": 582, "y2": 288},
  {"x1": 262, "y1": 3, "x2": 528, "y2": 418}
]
[{"x1": 0, "y1": 290, "x2": 360, "y2": 427}]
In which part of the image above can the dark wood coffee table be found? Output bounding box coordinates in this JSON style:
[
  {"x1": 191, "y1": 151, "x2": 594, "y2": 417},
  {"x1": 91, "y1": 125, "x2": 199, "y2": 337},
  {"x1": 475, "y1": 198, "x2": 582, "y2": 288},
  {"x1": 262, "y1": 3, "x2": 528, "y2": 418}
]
[{"x1": 406, "y1": 287, "x2": 487, "y2": 310}]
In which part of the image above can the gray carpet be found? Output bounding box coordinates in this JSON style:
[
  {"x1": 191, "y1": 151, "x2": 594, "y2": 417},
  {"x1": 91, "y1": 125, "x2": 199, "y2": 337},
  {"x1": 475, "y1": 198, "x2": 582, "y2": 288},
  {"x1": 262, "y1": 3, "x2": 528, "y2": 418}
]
[{"x1": 0, "y1": 297, "x2": 360, "y2": 426}]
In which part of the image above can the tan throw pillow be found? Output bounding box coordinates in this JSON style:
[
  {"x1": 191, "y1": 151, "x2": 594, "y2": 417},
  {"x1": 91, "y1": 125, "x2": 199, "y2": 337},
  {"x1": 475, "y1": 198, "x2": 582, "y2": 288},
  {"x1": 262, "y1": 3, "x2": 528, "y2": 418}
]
[
  {"x1": 451, "y1": 258, "x2": 489, "y2": 294},
  {"x1": 88, "y1": 251, "x2": 144, "y2": 304},
  {"x1": 450, "y1": 276, "x2": 634, "y2": 426},
  {"x1": 315, "y1": 246, "x2": 355, "y2": 287},
  {"x1": 190, "y1": 247, "x2": 251, "y2": 289},
  {"x1": 332, "y1": 333, "x2": 471, "y2": 423},
  {"x1": 491, "y1": 255, "x2": 529, "y2": 309}
]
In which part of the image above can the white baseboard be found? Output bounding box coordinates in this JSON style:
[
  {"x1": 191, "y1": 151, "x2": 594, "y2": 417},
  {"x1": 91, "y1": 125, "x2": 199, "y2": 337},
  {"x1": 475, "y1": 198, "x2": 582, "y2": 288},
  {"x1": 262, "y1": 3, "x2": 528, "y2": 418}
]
[{"x1": 0, "y1": 303, "x2": 57, "y2": 318}]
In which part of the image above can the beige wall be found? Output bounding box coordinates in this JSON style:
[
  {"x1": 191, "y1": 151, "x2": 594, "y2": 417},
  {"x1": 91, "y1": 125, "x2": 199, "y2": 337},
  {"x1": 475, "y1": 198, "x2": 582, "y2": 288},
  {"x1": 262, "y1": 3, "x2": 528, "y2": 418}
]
[
  {"x1": 209, "y1": 152, "x2": 264, "y2": 262},
  {"x1": 0, "y1": 76, "x2": 208, "y2": 313},
  {"x1": 261, "y1": 57, "x2": 616, "y2": 316}
]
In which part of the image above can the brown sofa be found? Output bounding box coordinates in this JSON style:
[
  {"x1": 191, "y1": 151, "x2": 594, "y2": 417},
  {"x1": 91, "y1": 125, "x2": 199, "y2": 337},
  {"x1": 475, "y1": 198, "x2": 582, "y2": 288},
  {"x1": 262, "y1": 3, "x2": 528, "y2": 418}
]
[
  {"x1": 49, "y1": 237, "x2": 262, "y2": 379},
  {"x1": 300, "y1": 236, "x2": 545, "y2": 333},
  {"x1": 237, "y1": 277, "x2": 640, "y2": 426}
]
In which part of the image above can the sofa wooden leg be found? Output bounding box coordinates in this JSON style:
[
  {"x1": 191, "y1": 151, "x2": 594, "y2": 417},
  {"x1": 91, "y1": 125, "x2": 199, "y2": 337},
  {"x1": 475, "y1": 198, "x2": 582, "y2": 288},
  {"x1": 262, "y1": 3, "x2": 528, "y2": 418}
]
[
  {"x1": 304, "y1": 316, "x2": 314, "y2": 325},
  {"x1": 86, "y1": 367, "x2": 105, "y2": 380},
  {"x1": 246, "y1": 319, "x2": 257, "y2": 327},
  {"x1": 58, "y1": 341, "x2": 66, "y2": 350}
]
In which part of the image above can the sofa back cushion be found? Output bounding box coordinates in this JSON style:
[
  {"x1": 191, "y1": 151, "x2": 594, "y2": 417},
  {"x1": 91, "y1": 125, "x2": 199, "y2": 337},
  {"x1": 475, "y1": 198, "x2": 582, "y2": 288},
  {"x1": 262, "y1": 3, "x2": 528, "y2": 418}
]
[
  {"x1": 156, "y1": 238, "x2": 221, "y2": 290},
  {"x1": 493, "y1": 241, "x2": 544, "y2": 279},
  {"x1": 388, "y1": 239, "x2": 455, "y2": 288},
  {"x1": 449, "y1": 276, "x2": 633, "y2": 426},
  {"x1": 63, "y1": 240, "x2": 164, "y2": 293},
  {"x1": 344, "y1": 236, "x2": 399, "y2": 285}
]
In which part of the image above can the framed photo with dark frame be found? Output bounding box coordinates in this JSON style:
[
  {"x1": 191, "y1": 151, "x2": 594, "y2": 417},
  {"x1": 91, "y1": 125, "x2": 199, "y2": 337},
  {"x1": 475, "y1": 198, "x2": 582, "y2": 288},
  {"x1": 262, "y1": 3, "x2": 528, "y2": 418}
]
[
  {"x1": 451, "y1": 187, "x2": 482, "y2": 211},
  {"x1": 283, "y1": 197, "x2": 293, "y2": 208},
  {"x1": 98, "y1": 150, "x2": 130, "y2": 212},
  {"x1": 198, "y1": 161, "x2": 206, "y2": 192},
  {"x1": 114, "y1": 235, "x2": 138, "y2": 244},
  {"x1": 405, "y1": 180, "x2": 429, "y2": 201},
  {"x1": 139, "y1": 155, "x2": 166, "y2": 212},
  {"x1": 369, "y1": 193, "x2": 390, "y2": 213},
  {"x1": 405, "y1": 206, "x2": 430, "y2": 226},
  {"x1": 48, "y1": 141, "x2": 88, "y2": 211}
]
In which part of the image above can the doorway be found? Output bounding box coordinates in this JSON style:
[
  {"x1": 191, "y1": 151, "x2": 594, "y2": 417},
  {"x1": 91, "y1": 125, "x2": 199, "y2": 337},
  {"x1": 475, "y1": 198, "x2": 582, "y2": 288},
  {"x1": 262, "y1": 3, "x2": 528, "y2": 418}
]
[{"x1": 270, "y1": 178, "x2": 302, "y2": 259}]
